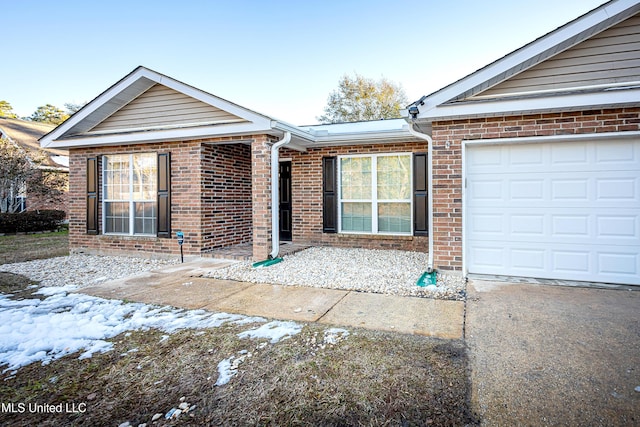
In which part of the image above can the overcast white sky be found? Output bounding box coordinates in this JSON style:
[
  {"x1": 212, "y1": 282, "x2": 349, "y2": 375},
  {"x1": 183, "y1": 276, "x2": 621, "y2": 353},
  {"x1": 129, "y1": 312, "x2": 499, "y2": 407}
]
[{"x1": 2, "y1": 0, "x2": 606, "y2": 125}]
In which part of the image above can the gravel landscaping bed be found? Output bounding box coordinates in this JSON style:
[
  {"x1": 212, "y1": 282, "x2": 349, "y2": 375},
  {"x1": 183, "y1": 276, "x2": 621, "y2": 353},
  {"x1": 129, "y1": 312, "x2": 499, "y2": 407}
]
[
  {"x1": 0, "y1": 255, "x2": 178, "y2": 290},
  {"x1": 205, "y1": 247, "x2": 467, "y2": 300}
]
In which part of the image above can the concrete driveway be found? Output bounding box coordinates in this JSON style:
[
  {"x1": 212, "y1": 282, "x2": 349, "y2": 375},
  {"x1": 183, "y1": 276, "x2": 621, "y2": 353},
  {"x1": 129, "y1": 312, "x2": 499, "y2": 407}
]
[{"x1": 466, "y1": 279, "x2": 640, "y2": 426}]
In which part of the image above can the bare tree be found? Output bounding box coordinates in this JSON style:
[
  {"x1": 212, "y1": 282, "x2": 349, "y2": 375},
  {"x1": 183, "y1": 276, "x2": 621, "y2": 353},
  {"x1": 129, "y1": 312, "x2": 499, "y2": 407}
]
[{"x1": 0, "y1": 137, "x2": 66, "y2": 213}]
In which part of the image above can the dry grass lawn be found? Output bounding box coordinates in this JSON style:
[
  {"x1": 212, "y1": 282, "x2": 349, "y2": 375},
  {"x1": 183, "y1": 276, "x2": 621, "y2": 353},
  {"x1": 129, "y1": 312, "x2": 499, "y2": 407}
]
[
  {"x1": 0, "y1": 231, "x2": 69, "y2": 265},
  {"x1": 0, "y1": 237, "x2": 478, "y2": 426}
]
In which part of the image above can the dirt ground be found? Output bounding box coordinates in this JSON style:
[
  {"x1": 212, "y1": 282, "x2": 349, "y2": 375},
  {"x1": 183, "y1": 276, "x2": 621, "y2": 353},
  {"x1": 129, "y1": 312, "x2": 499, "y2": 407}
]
[{"x1": 466, "y1": 280, "x2": 640, "y2": 427}]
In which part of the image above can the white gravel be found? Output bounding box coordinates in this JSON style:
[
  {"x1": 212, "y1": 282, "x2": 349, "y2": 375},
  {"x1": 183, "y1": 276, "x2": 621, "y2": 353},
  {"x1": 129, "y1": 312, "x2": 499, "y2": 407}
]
[
  {"x1": 205, "y1": 247, "x2": 467, "y2": 300},
  {"x1": 0, "y1": 249, "x2": 466, "y2": 300},
  {"x1": 0, "y1": 255, "x2": 178, "y2": 290}
]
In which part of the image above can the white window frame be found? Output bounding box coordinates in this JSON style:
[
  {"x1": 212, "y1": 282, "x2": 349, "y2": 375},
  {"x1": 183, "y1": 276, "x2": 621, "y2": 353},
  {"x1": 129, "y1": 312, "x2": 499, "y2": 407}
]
[
  {"x1": 337, "y1": 152, "x2": 413, "y2": 236},
  {"x1": 102, "y1": 153, "x2": 157, "y2": 236}
]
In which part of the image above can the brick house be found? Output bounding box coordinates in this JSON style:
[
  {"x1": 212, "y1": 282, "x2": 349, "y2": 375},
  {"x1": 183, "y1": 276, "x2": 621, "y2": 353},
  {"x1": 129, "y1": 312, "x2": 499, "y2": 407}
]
[
  {"x1": 0, "y1": 118, "x2": 69, "y2": 215},
  {"x1": 41, "y1": 0, "x2": 639, "y2": 286}
]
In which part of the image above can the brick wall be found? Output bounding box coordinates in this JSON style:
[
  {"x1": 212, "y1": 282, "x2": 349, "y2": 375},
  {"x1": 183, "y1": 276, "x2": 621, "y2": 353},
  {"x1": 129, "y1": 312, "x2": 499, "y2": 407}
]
[
  {"x1": 431, "y1": 107, "x2": 640, "y2": 272},
  {"x1": 285, "y1": 140, "x2": 431, "y2": 253},
  {"x1": 68, "y1": 136, "x2": 257, "y2": 258},
  {"x1": 201, "y1": 142, "x2": 252, "y2": 251}
]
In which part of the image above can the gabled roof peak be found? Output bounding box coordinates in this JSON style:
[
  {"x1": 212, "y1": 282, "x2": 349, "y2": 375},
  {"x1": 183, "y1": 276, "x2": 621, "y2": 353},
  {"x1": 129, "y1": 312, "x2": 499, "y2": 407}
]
[{"x1": 410, "y1": 0, "x2": 640, "y2": 121}]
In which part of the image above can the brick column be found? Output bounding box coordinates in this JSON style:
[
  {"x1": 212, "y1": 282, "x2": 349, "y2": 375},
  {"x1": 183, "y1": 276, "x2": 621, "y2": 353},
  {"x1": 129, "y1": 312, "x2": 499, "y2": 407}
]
[
  {"x1": 251, "y1": 135, "x2": 272, "y2": 260},
  {"x1": 430, "y1": 132, "x2": 463, "y2": 272}
]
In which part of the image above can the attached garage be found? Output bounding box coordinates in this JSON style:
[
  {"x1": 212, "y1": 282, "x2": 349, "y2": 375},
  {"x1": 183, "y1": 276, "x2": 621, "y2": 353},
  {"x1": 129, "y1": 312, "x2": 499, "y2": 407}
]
[{"x1": 465, "y1": 136, "x2": 640, "y2": 285}]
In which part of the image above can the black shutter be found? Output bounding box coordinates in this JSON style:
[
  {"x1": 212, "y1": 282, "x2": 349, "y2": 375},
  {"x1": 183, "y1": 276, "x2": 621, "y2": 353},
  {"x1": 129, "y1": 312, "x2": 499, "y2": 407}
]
[
  {"x1": 413, "y1": 153, "x2": 429, "y2": 236},
  {"x1": 322, "y1": 156, "x2": 337, "y2": 233},
  {"x1": 86, "y1": 157, "x2": 99, "y2": 235},
  {"x1": 157, "y1": 152, "x2": 171, "y2": 238}
]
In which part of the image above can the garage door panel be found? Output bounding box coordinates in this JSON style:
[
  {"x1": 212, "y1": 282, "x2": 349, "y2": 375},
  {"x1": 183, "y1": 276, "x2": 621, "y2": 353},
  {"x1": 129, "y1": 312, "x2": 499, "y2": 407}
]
[
  {"x1": 511, "y1": 214, "x2": 545, "y2": 236},
  {"x1": 473, "y1": 141, "x2": 640, "y2": 174},
  {"x1": 596, "y1": 177, "x2": 637, "y2": 201},
  {"x1": 511, "y1": 249, "x2": 546, "y2": 271},
  {"x1": 552, "y1": 250, "x2": 590, "y2": 273},
  {"x1": 468, "y1": 240, "x2": 639, "y2": 283},
  {"x1": 551, "y1": 215, "x2": 589, "y2": 237},
  {"x1": 466, "y1": 138, "x2": 640, "y2": 285},
  {"x1": 468, "y1": 172, "x2": 639, "y2": 208},
  {"x1": 595, "y1": 140, "x2": 638, "y2": 164},
  {"x1": 598, "y1": 252, "x2": 639, "y2": 277},
  {"x1": 551, "y1": 142, "x2": 588, "y2": 165},
  {"x1": 597, "y1": 215, "x2": 639, "y2": 239},
  {"x1": 468, "y1": 207, "x2": 637, "y2": 247}
]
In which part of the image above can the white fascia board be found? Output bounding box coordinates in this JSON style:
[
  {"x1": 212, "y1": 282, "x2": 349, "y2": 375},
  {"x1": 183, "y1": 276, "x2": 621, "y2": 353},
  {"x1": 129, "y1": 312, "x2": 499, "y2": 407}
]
[
  {"x1": 271, "y1": 120, "x2": 316, "y2": 143},
  {"x1": 45, "y1": 122, "x2": 275, "y2": 149},
  {"x1": 422, "y1": 88, "x2": 640, "y2": 121},
  {"x1": 416, "y1": 0, "x2": 640, "y2": 118},
  {"x1": 311, "y1": 130, "x2": 417, "y2": 147}
]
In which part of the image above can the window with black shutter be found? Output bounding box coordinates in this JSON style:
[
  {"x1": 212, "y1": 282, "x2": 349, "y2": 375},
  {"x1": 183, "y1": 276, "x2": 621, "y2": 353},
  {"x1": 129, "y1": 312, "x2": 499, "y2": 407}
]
[
  {"x1": 322, "y1": 156, "x2": 337, "y2": 233},
  {"x1": 157, "y1": 152, "x2": 171, "y2": 238},
  {"x1": 413, "y1": 152, "x2": 429, "y2": 236},
  {"x1": 86, "y1": 157, "x2": 99, "y2": 235}
]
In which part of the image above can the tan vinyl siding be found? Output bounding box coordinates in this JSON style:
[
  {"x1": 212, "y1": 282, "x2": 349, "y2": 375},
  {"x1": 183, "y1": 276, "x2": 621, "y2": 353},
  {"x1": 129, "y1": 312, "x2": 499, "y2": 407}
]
[
  {"x1": 477, "y1": 14, "x2": 640, "y2": 98},
  {"x1": 91, "y1": 84, "x2": 245, "y2": 132}
]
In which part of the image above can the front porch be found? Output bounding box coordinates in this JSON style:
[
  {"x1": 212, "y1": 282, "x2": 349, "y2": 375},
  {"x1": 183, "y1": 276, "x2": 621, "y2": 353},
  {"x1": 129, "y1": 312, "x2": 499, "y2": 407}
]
[{"x1": 202, "y1": 241, "x2": 311, "y2": 261}]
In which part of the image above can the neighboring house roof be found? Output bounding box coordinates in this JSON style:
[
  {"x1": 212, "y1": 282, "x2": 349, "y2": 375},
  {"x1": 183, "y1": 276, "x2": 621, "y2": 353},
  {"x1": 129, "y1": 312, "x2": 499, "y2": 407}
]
[
  {"x1": 39, "y1": 66, "x2": 416, "y2": 150},
  {"x1": 0, "y1": 117, "x2": 69, "y2": 170},
  {"x1": 408, "y1": 0, "x2": 640, "y2": 124}
]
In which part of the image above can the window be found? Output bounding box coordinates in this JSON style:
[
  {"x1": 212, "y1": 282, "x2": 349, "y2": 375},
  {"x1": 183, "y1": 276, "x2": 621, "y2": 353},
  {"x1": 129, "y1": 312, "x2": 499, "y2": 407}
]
[
  {"x1": 338, "y1": 153, "x2": 412, "y2": 234},
  {"x1": 103, "y1": 153, "x2": 157, "y2": 235}
]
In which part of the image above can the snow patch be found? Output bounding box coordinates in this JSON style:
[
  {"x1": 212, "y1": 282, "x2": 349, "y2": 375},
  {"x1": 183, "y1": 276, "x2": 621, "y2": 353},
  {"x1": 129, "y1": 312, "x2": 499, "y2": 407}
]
[
  {"x1": 323, "y1": 328, "x2": 350, "y2": 345},
  {"x1": 0, "y1": 290, "x2": 265, "y2": 374},
  {"x1": 215, "y1": 357, "x2": 235, "y2": 386},
  {"x1": 237, "y1": 321, "x2": 302, "y2": 344}
]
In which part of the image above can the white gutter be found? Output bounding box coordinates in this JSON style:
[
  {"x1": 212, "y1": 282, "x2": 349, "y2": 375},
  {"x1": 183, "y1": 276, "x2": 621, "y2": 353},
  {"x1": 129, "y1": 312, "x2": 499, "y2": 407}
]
[
  {"x1": 407, "y1": 123, "x2": 434, "y2": 273},
  {"x1": 269, "y1": 131, "x2": 292, "y2": 259}
]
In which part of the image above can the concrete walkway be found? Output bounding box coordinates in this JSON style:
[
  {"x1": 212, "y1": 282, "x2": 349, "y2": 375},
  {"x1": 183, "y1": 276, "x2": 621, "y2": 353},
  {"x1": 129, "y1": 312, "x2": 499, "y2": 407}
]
[{"x1": 79, "y1": 258, "x2": 464, "y2": 339}]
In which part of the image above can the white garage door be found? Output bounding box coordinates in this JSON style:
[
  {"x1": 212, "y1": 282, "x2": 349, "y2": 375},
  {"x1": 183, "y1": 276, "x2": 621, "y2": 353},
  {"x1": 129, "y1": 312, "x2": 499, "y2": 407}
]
[{"x1": 466, "y1": 138, "x2": 640, "y2": 285}]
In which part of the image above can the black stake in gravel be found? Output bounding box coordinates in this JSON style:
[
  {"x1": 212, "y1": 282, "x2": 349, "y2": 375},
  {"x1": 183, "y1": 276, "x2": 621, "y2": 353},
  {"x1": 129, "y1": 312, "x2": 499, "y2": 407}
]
[{"x1": 176, "y1": 231, "x2": 184, "y2": 263}]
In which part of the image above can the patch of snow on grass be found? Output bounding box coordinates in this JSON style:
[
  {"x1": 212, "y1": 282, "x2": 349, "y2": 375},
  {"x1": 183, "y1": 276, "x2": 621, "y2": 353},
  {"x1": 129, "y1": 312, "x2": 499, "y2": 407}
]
[
  {"x1": 323, "y1": 328, "x2": 350, "y2": 345},
  {"x1": 0, "y1": 290, "x2": 265, "y2": 374},
  {"x1": 215, "y1": 357, "x2": 235, "y2": 386},
  {"x1": 237, "y1": 321, "x2": 303, "y2": 343}
]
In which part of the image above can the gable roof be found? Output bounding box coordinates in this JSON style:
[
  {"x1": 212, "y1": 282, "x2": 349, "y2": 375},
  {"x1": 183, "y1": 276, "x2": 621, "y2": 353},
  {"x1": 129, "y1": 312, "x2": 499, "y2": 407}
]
[
  {"x1": 39, "y1": 66, "x2": 288, "y2": 149},
  {"x1": 0, "y1": 118, "x2": 68, "y2": 170},
  {"x1": 408, "y1": 0, "x2": 640, "y2": 123},
  {"x1": 40, "y1": 66, "x2": 418, "y2": 150}
]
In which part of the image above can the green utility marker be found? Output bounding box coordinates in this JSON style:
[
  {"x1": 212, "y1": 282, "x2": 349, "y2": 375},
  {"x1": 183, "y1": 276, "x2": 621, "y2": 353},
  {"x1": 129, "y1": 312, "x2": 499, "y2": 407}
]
[
  {"x1": 252, "y1": 258, "x2": 283, "y2": 268},
  {"x1": 416, "y1": 271, "x2": 437, "y2": 287}
]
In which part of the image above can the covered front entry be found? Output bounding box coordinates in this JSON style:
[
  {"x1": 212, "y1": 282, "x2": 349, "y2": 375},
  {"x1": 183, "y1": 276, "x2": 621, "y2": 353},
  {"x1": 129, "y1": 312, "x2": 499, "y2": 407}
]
[{"x1": 465, "y1": 136, "x2": 640, "y2": 285}]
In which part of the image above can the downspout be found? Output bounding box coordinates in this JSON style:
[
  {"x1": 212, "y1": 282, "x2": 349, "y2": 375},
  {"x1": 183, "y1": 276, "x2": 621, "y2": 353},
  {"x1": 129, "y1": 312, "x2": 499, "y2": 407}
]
[
  {"x1": 407, "y1": 123, "x2": 435, "y2": 275},
  {"x1": 269, "y1": 131, "x2": 291, "y2": 259}
]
